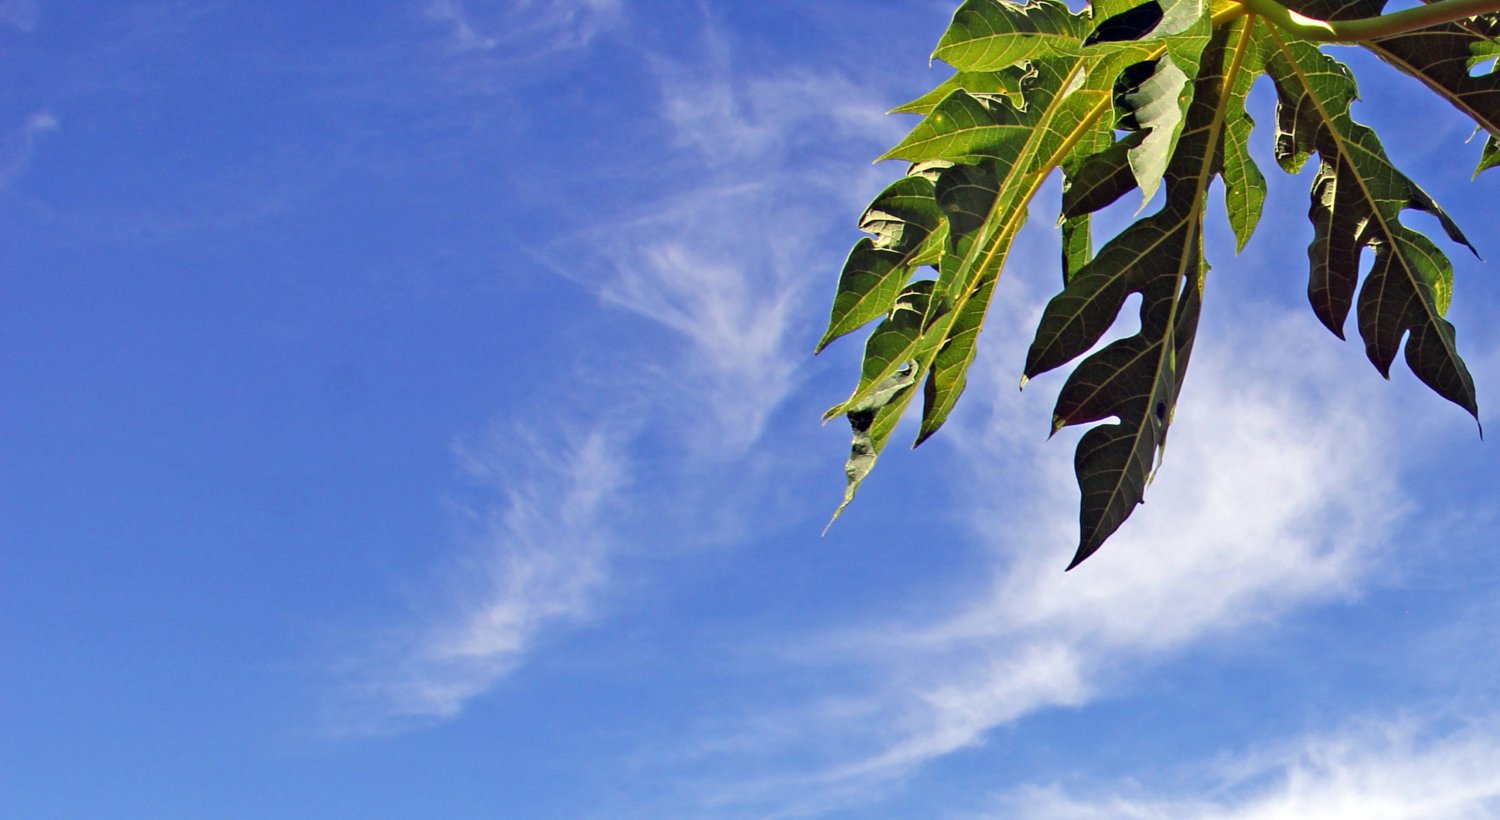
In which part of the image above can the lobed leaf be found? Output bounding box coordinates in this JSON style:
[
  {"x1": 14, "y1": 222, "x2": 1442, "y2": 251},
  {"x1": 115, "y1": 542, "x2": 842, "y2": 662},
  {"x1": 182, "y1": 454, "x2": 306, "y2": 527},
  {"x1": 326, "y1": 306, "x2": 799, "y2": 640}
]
[
  {"x1": 1267, "y1": 31, "x2": 1480, "y2": 422},
  {"x1": 1032, "y1": 19, "x2": 1256, "y2": 566}
]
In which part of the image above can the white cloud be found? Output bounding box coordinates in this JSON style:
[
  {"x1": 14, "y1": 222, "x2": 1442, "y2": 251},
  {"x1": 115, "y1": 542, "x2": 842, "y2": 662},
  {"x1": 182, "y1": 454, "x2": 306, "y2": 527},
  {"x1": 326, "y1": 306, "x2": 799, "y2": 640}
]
[
  {"x1": 328, "y1": 428, "x2": 626, "y2": 732},
  {"x1": 677, "y1": 299, "x2": 1412, "y2": 813},
  {"x1": 423, "y1": 0, "x2": 621, "y2": 58},
  {"x1": 849, "y1": 307, "x2": 1400, "y2": 769},
  {"x1": 0, "y1": 111, "x2": 59, "y2": 189},
  {"x1": 334, "y1": 18, "x2": 906, "y2": 729},
  {"x1": 551, "y1": 38, "x2": 903, "y2": 453},
  {"x1": 997, "y1": 718, "x2": 1500, "y2": 819}
]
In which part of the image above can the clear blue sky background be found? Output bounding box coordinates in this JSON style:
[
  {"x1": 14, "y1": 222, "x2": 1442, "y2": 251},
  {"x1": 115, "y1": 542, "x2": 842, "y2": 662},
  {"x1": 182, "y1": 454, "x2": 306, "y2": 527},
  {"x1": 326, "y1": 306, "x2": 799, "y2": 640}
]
[{"x1": 5, "y1": 1, "x2": 1500, "y2": 817}]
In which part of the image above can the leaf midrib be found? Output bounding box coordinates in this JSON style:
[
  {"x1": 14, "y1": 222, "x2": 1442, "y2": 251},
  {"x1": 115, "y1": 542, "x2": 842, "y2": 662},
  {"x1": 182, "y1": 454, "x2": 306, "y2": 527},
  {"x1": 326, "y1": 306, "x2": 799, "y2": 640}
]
[{"x1": 1265, "y1": 24, "x2": 1465, "y2": 371}]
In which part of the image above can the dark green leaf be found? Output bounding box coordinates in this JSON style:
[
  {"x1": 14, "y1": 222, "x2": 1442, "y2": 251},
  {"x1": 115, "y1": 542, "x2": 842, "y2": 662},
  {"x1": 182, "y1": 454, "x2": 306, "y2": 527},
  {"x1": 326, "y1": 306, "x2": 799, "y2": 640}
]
[{"x1": 1268, "y1": 32, "x2": 1480, "y2": 421}]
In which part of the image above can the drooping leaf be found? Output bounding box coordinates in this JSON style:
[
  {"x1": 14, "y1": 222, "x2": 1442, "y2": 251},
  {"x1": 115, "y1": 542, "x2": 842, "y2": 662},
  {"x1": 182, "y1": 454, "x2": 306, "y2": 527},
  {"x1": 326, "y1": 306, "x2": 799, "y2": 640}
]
[
  {"x1": 819, "y1": 0, "x2": 1491, "y2": 569},
  {"x1": 1026, "y1": 20, "x2": 1257, "y2": 565},
  {"x1": 1304, "y1": 159, "x2": 1364, "y2": 338},
  {"x1": 827, "y1": 0, "x2": 1219, "y2": 516},
  {"x1": 1219, "y1": 35, "x2": 1267, "y2": 251},
  {"x1": 1266, "y1": 31, "x2": 1480, "y2": 421},
  {"x1": 829, "y1": 281, "x2": 942, "y2": 520},
  {"x1": 1358, "y1": 227, "x2": 1477, "y2": 419},
  {"x1": 1286, "y1": 0, "x2": 1500, "y2": 174}
]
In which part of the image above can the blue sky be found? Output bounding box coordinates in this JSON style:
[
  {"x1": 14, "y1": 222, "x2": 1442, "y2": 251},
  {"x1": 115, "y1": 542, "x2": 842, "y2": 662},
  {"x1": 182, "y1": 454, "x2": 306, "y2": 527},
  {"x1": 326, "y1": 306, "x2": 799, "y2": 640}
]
[{"x1": 4, "y1": 0, "x2": 1500, "y2": 817}]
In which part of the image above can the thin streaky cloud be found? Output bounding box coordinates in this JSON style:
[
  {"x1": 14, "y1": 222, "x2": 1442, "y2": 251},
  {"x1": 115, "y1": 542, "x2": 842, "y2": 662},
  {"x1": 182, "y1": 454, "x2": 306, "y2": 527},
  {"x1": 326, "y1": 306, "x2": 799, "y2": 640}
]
[
  {"x1": 422, "y1": 0, "x2": 622, "y2": 58},
  {"x1": 328, "y1": 427, "x2": 627, "y2": 733},
  {"x1": 672, "y1": 305, "x2": 1408, "y2": 816},
  {"x1": 333, "y1": 20, "x2": 907, "y2": 731},
  {"x1": 0, "y1": 112, "x2": 59, "y2": 190},
  {"x1": 997, "y1": 717, "x2": 1500, "y2": 819}
]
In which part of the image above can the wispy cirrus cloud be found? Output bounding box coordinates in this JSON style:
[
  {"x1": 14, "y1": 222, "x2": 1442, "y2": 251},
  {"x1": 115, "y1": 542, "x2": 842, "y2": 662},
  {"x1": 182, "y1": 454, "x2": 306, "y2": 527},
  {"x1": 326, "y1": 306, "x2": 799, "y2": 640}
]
[
  {"x1": 996, "y1": 717, "x2": 1500, "y2": 819},
  {"x1": 0, "y1": 111, "x2": 58, "y2": 190},
  {"x1": 676, "y1": 297, "x2": 1412, "y2": 814},
  {"x1": 333, "y1": 10, "x2": 904, "y2": 731},
  {"x1": 423, "y1": 0, "x2": 621, "y2": 58},
  {"x1": 328, "y1": 428, "x2": 627, "y2": 733}
]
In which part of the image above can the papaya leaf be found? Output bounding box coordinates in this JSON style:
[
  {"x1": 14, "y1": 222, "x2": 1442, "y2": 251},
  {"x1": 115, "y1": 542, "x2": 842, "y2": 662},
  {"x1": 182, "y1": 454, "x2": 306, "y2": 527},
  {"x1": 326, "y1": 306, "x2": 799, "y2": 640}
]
[
  {"x1": 1061, "y1": 213, "x2": 1093, "y2": 283},
  {"x1": 1358, "y1": 227, "x2": 1478, "y2": 420},
  {"x1": 1480, "y1": 133, "x2": 1500, "y2": 176},
  {"x1": 1266, "y1": 31, "x2": 1481, "y2": 422},
  {"x1": 827, "y1": 0, "x2": 1219, "y2": 507},
  {"x1": 1284, "y1": 0, "x2": 1500, "y2": 172},
  {"x1": 1061, "y1": 131, "x2": 1146, "y2": 218},
  {"x1": 821, "y1": 0, "x2": 1491, "y2": 566},
  {"x1": 933, "y1": 0, "x2": 1087, "y2": 71},
  {"x1": 818, "y1": 175, "x2": 949, "y2": 352},
  {"x1": 1220, "y1": 38, "x2": 1267, "y2": 251},
  {"x1": 890, "y1": 68, "x2": 1030, "y2": 116},
  {"x1": 1028, "y1": 19, "x2": 1256, "y2": 565}
]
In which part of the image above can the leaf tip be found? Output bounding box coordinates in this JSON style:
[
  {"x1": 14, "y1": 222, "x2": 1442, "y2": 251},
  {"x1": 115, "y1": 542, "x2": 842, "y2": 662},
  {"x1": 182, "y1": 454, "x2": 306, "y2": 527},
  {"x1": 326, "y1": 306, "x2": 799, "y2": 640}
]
[{"x1": 1064, "y1": 544, "x2": 1094, "y2": 572}]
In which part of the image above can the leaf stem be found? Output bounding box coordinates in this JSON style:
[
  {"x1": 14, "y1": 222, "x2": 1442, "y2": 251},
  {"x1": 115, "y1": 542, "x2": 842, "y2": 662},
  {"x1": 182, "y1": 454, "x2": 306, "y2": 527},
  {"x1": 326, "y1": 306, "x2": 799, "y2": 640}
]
[{"x1": 1242, "y1": 0, "x2": 1500, "y2": 41}]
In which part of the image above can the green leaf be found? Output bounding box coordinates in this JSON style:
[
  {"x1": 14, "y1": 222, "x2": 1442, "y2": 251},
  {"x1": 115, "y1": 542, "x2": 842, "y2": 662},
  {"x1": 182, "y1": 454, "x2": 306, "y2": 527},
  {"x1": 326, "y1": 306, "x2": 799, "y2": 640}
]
[
  {"x1": 933, "y1": 0, "x2": 1087, "y2": 71},
  {"x1": 1284, "y1": 0, "x2": 1500, "y2": 172},
  {"x1": 1061, "y1": 213, "x2": 1092, "y2": 283},
  {"x1": 1220, "y1": 36, "x2": 1266, "y2": 251},
  {"x1": 1060, "y1": 131, "x2": 1145, "y2": 219},
  {"x1": 918, "y1": 274, "x2": 996, "y2": 445},
  {"x1": 1267, "y1": 31, "x2": 1480, "y2": 421},
  {"x1": 890, "y1": 68, "x2": 1029, "y2": 116},
  {"x1": 819, "y1": 0, "x2": 1491, "y2": 567},
  {"x1": 1098, "y1": 0, "x2": 1213, "y2": 204},
  {"x1": 831, "y1": 280, "x2": 946, "y2": 420},
  {"x1": 818, "y1": 175, "x2": 949, "y2": 352},
  {"x1": 880, "y1": 90, "x2": 1034, "y2": 164},
  {"x1": 1118, "y1": 55, "x2": 1193, "y2": 204},
  {"x1": 829, "y1": 366, "x2": 920, "y2": 528},
  {"x1": 859, "y1": 175, "x2": 949, "y2": 259},
  {"x1": 829, "y1": 281, "x2": 941, "y2": 514},
  {"x1": 1029, "y1": 18, "x2": 1255, "y2": 566},
  {"x1": 833, "y1": 52, "x2": 1121, "y2": 424},
  {"x1": 1480, "y1": 133, "x2": 1500, "y2": 177},
  {"x1": 1305, "y1": 160, "x2": 1363, "y2": 339},
  {"x1": 1358, "y1": 227, "x2": 1478, "y2": 419}
]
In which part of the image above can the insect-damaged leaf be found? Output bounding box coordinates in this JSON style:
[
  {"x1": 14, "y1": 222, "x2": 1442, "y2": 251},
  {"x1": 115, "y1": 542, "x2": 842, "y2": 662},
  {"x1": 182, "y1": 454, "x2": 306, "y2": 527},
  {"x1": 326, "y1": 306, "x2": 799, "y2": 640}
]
[
  {"x1": 890, "y1": 68, "x2": 1029, "y2": 116},
  {"x1": 934, "y1": 0, "x2": 1087, "y2": 71},
  {"x1": 818, "y1": 175, "x2": 949, "y2": 352},
  {"x1": 819, "y1": 0, "x2": 1488, "y2": 568},
  {"x1": 829, "y1": 281, "x2": 941, "y2": 521}
]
